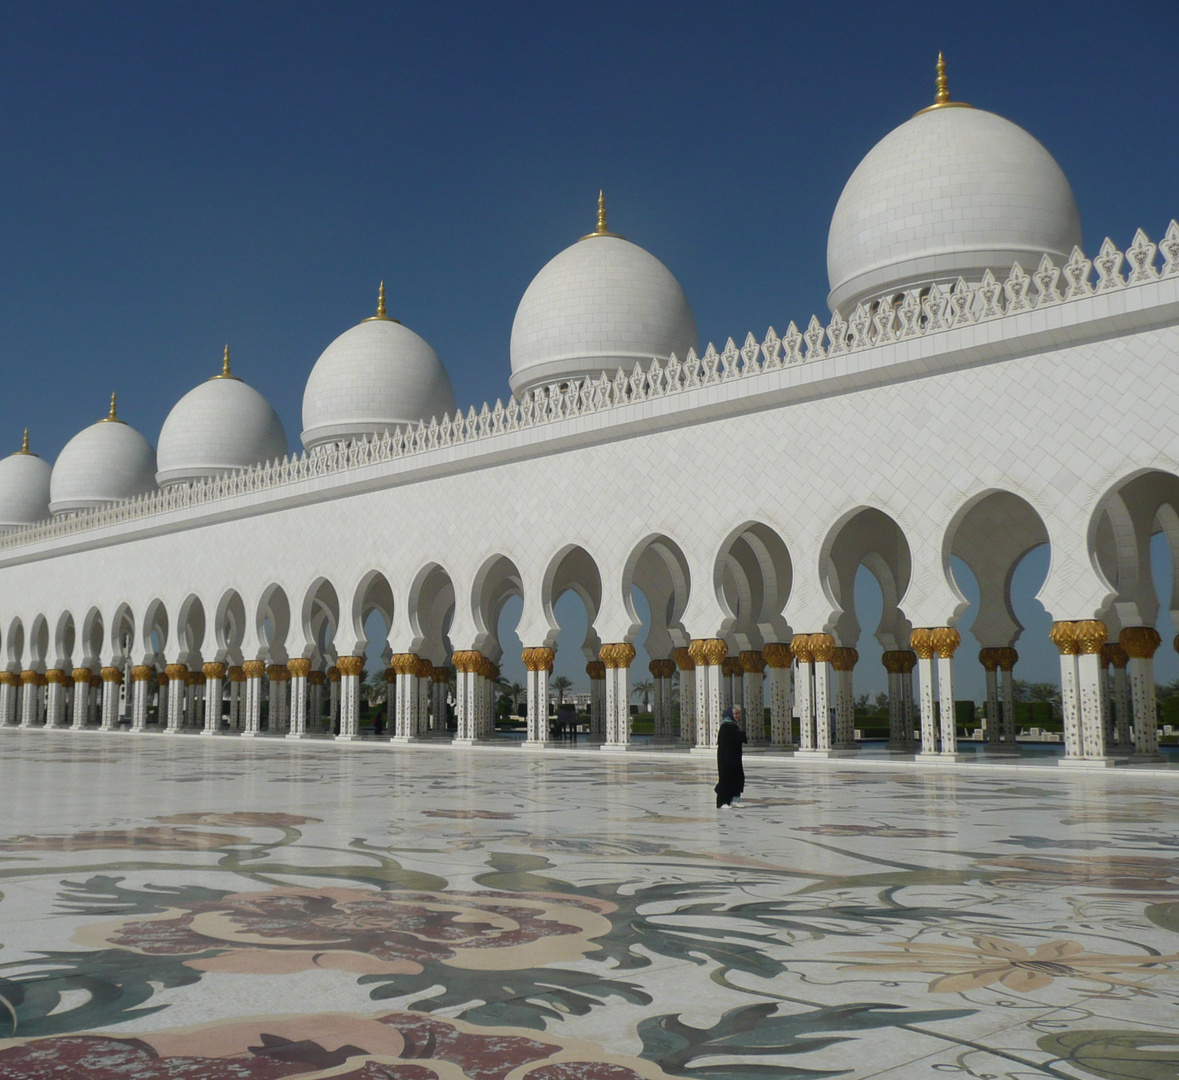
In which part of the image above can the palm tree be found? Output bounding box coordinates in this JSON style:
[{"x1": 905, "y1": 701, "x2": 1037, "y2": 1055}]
[
  {"x1": 551, "y1": 675, "x2": 573, "y2": 709},
  {"x1": 631, "y1": 680, "x2": 654, "y2": 710}
]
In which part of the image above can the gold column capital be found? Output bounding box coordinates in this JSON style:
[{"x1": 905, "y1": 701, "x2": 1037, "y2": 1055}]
[
  {"x1": 44, "y1": 668, "x2": 67, "y2": 685},
  {"x1": 909, "y1": 628, "x2": 936, "y2": 661},
  {"x1": 830, "y1": 647, "x2": 859, "y2": 672},
  {"x1": 202, "y1": 662, "x2": 226, "y2": 680},
  {"x1": 327, "y1": 665, "x2": 341, "y2": 682},
  {"x1": 600, "y1": 642, "x2": 636, "y2": 669},
  {"x1": 930, "y1": 627, "x2": 961, "y2": 658},
  {"x1": 761, "y1": 643, "x2": 791, "y2": 669},
  {"x1": 0, "y1": 671, "x2": 18, "y2": 686},
  {"x1": 1048, "y1": 621, "x2": 1080, "y2": 656},
  {"x1": 287, "y1": 658, "x2": 311, "y2": 679},
  {"x1": 452, "y1": 650, "x2": 482, "y2": 674},
  {"x1": 336, "y1": 656, "x2": 365, "y2": 678},
  {"x1": 227, "y1": 666, "x2": 246, "y2": 683},
  {"x1": 673, "y1": 646, "x2": 695, "y2": 671},
  {"x1": 701, "y1": 638, "x2": 728, "y2": 667},
  {"x1": 165, "y1": 663, "x2": 188, "y2": 681},
  {"x1": 790, "y1": 635, "x2": 813, "y2": 663},
  {"x1": 586, "y1": 660, "x2": 606, "y2": 680},
  {"x1": 1120, "y1": 625, "x2": 1162, "y2": 660},
  {"x1": 72, "y1": 667, "x2": 93, "y2": 684},
  {"x1": 1102, "y1": 643, "x2": 1129, "y2": 669},
  {"x1": 242, "y1": 660, "x2": 266, "y2": 679},
  {"x1": 1073, "y1": 619, "x2": 1107, "y2": 655},
  {"x1": 995, "y1": 647, "x2": 1018, "y2": 672},
  {"x1": 19, "y1": 670, "x2": 37, "y2": 685},
  {"x1": 100, "y1": 666, "x2": 123, "y2": 683},
  {"x1": 392, "y1": 652, "x2": 421, "y2": 677},
  {"x1": 809, "y1": 633, "x2": 836, "y2": 664},
  {"x1": 307, "y1": 670, "x2": 325, "y2": 686}
]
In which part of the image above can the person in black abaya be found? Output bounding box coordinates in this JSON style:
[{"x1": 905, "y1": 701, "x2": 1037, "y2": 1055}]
[{"x1": 715, "y1": 705, "x2": 747, "y2": 809}]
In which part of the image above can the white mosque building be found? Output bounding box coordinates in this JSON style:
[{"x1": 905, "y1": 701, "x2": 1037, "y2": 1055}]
[{"x1": 1, "y1": 58, "x2": 1177, "y2": 765}]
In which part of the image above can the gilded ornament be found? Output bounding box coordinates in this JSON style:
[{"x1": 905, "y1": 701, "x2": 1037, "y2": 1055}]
[
  {"x1": 930, "y1": 626, "x2": 961, "y2": 658},
  {"x1": 165, "y1": 664, "x2": 188, "y2": 681},
  {"x1": 996, "y1": 647, "x2": 1018, "y2": 672},
  {"x1": 227, "y1": 666, "x2": 246, "y2": 683},
  {"x1": 915, "y1": 51, "x2": 971, "y2": 116},
  {"x1": 157, "y1": 671, "x2": 169, "y2": 686},
  {"x1": 327, "y1": 665, "x2": 341, "y2": 682},
  {"x1": 1120, "y1": 625, "x2": 1162, "y2": 660},
  {"x1": 586, "y1": 660, "x2": 606, "y2": 680},
  {"x1": 0, "y1": 671, "x2": 18, "y2": 686},
  {"x1": 392, "y1": 653, "x2": 421, "y2": 677},
  {"x1": 1048, "y1": 621, "x2": 1080, "y2": 656},
  {"x1": 242, "y1": 660, "x2": 267, "y2": 679},
  {"x1": 44, "y1": 669, "x2": 66, "y2": 684},
  {"x1": 1073, "y1": 619, "x2": 1107, "y2": 655},
  {"x1": 72, "y1": 667, "x2": 93, "y2": 683},
  {"x1": 266, "y1": 664, "x2": 286, "y2": 681},
  {"x1": 830, "y1": 647, "x2": 858, "y2": 672},
  {"x1": 687, "y1": 640, "x2": 707, "y2": 666},
  {"x1": 452, "y1": 650, "x2": 482, "y2": 674},
  {"x1": 790, "y1": 635, "x2": 813, "y2": 663},
  {"x1": 34, "y1": 673, "x2": 47, "y2": 686},
  {"x1": 100, "y1": 666, "x2": 123, "y2": 683},
  {"x1": 1104, "y1": 643, "x2": 1128, "y2": 669},
  {"x1": 432, "y1": 667, "x2": 451, "y2": 683},
  {"x1": 761, "y1": 643, "x2": 791, "y2": 669},
  {"x1": 337, "y1": 656, "x2": 365, "y2": 677},
  {"x1": 19, "y1": 670, "x2": 37, "y2": 685},
  {"x1": 307, "y1": 670, "x2": 325, "y2": 686},
  {"x1": 418, "y1": 659, "x2": 434, "y2": 679},
  {"x1": 977, "y1": 647, "x2": 999, "y2": 672},
  {"x1": 673, "y1": 647, "x2": 694, "y2": 671},
  {"x1": 287, "y1": 658, "x2": 311, "y2": 679},
  {"x1": 203, "y1": 662, "x2": 227, "y2": 680},
  {"x1": 701, "y1": 638, "x2": 728, "y2": 667},
  {"x1": 908, "y1": 629, "x2": 936, "y2": 661},
  {"x1": 809, "y1": 633, "x2": 836, "y2": 664},
  {"x1": 721, "y1": 657, "x2": 740, "y2": 678}
]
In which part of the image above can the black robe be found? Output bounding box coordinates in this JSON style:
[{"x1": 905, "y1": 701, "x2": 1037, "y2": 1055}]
[{"x1": 715, "y1": 720, "x2": 747, "y2": 807}]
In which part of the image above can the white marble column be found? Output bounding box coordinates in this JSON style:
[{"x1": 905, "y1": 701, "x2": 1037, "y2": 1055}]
[
  {"x1": 980, "y1": 648, "x2": 1001, "y2": 748},
  {"x1": 285, "y1": 659, "x2": 309, "y2": 738},
  {"x1": 1108, "y1": 646, "x2": 1132, "y2": 749},
  {"x1": 18, "y1": 672, "x2": 37, "y2": 728},
  {"x1": 131, "y1": 666, "x2": 151, "y2": 731},
  {"x1": 328, "y1": 667, "x2": 340, "y2": 734},
  {"x1": 1075, "y1": 621, "x2": 1109, "y2": 759},
  {"x1": 763, "y1": 644, "x2": 792, "y2": 749},
  {"x1": 933, "y1": 628, "x2": 961, "y2": 757},
  {"x1": 601, "y1": 642, "x2": 636, "y2": 750},
  {"x1": 307, "y1": 670, "x2": 324, "y2": 733},
  {"x1": 739, "y1": 652, "x2": 765, "y2": 744},
  {"x1": 0, "y1": 673, "x2": 18, "y2": 726},
  {"x1": 45, "y1": 670, "x2": 66, "y2": 729},
  {"x1": 810, "y1": 635, "x2": 834, "y2": 752},
  {"x1": 201, "y1": 663, "x2": 225, "y2": 735},
  {"x1": 831, "y1": 647, "x2": 857, "y2": 749},
  {"x1": 164, "y1": 665, "x2": 187, "y2": 732},
  {"x1": 228, "y1": 667, "x2": 245, "y2": 730},
  {"x1": 241, "y1": 661, "x2": 264, "y2": 736},
  {"x1": 997, "y1": 649, "x2": 1017, "y2": 745},
  {"x1": 673, "y1": 648, "x2": 694, "y2": 744},
  {"x1": 452, "y1": 651, "x2": 480, "y2": 744},
  {"x1": 98, "y1": 667, "x2": 121, "y2": 730},
  {"x1": 1121, "y1": 626, "x2": 1163, "y2": 758},
  {"x1": 792, "y1": 638, "x2": 815, "y2": 752},
  {"x1": 1050, "y1": 622, "x2": 1082, "y2": 759},
  {"x1": 392, "y1": 653, "x2": 418, "y2": 741},
  {"x1": 523, "y1": 647, "x2": 554, "y2": 747},
  {"x1": 334, "y1": 657, "x2": 362, "y2": 740},
  {"x1": 912, "y1": 631, "x2": 938, "y2": 757},
  {"x1": 72, "y1": 669, "x2": 92, "y2": 729},
  {"x1": 431, "y1": 670, "x2": 447, "y2": 732},
  {"x1": 690, "y1": 642, "x2": 710, "y2": 747}
]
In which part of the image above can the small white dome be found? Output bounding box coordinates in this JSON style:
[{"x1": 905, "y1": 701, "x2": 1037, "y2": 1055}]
[
  {"x1": 827, "y1": 90, "x2": 1082, "y2": 313},
  {"x1": 0, "y1": 433, "x2": 52, "y2": 530},
  {"x1": 156, "y1": 350, "x2": 287, "y2": 488},
  {"x1": 301, "y1": 288, "x2": 456, "y2": 451},
  {"x1": 50, "y1": 397, "x2": 157, "y2": 516},
  {"x1": 509, "y1": 200, "x2": 697, "y2": 398}
]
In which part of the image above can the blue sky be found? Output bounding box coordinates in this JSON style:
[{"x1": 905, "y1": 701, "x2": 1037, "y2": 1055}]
[{"x1": 2, "y1": 2, "x2": 1176, "y2": 696}]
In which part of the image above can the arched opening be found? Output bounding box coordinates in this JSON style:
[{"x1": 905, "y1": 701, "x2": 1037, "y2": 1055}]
[
  {"x1": 352, "y1": 572, "x2": 394, "y2": 734},
  {"x1": 471, "y1": 554, "x2": 524, "y2": 740}
]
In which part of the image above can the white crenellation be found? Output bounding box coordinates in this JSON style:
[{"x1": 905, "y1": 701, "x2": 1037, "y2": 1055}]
[{"x1": 0, "y1": 225, "x2": 1174, "y2": 554}]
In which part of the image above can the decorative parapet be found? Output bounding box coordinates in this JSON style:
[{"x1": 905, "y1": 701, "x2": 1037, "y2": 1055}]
[{"x1": 2, "y1": 224, "x2": 1178, "y2": 553}]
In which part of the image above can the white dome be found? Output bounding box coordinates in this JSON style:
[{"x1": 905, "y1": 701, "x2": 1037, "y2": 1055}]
[
  {"x1": 509, "y1": 216, "x2": 697, "y2": 398},
  {"x1": 301, "y1": 298, "x2": 456, "y2": 451},
  {"x1": 50, "y1": 399, "x2": 157, "y2": 516},
  {"x1": 827, "y1": 103, "x2": 1082, "y2": 313},
  {"x1": 0, "y1": 435, "x2": 51, "y2": 530},
  {"x1": 156, "y1": 352, "x2": 287, "y2": 488}
]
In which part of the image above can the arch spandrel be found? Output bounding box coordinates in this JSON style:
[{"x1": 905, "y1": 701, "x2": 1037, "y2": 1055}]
[
  {"x1": 298, "y1": 578, "x2": 339, "y2": 662},
  {"x1": 619, "y1": 532, "x2": 692, "y2": 646},
  {"x1": 534, "y1": 544, "x2": 603, "y2": 652},
  {"x1": 5, "y1": 617, "x2": 23, "y2": 672},
  {"x1": 51, "y1": 610, "x2": 76, "y2": 669}
]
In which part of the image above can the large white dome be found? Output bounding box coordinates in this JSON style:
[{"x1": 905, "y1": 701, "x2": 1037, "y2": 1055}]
[
  {"x1": 509, "y1": 199, "x2": 697, "y2": 398},
  {"x1": 50, "y1": 396, "x2": 157, "y2": 516},
  {"x1": 301, "y1": 287, "x2": 456, "y2": 451},
  {"x1": 827, "y1": 73, "x2": 1081, "y2": 313},
  {"x1": 156, "y1": 349, "x2": 288, "y2": 488},
  {"x1": 0, "y1": 432, "x2": 51, "y2": 530}
]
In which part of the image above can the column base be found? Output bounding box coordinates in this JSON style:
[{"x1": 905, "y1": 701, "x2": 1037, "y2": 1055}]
[
  {"x1": 688, "y1": 745, "x2": 714, "y2": 756},
  {"x1": 522, "y1": 739, "x2": 560, "y2": 750},
  {"x1": 389, "y1": 735, "x2": 422, "y2": 744},
  {"x1": 199, "y1": 728, "x2": 222, "y2": 737},
  {"x1": 451, "y1": 737, "x2": 476, "y2": 747},
  {"x1": 334, "y1": 734, "x2": 361, "y2": 742},
  {"x1": 1059, "y1": 756, "x2": 1122, "y2": 769},
  {"x1": 1128, "y1": 752, "x2": 1168, "y2": 764},
  {"x1": 600, "y1": 742, "x2": 635, "y2": 752},
  {"x1": 240, "y1": 731, "x2": 261, "y2": 738},
  {"x1": 915, "y1": 751, "x2": 968, "y2": 764},
  {"x1": 284, "y1": 732, "x2": 313, "y2": 740},
  {"x1": 798, "y1": 748, "x2": 859, "y2": 759}
]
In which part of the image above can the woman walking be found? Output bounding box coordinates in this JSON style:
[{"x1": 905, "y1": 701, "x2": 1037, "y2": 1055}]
[{"x1": 715, "y1": 705, "x2": 747, "y2": 809}]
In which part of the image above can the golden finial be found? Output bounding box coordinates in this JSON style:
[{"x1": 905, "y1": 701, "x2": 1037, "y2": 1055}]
[
  {"x1": 211, "y1": 344, "x2": 240, "y2": 380},
  {"x1": 362, "y1": 280, "x2": 399, "y2": 323},
  {"x1": 100, "y1": 391, "x2": 122, "y2": 423},
  {"x1": 915, "y1": 52, "x2": 971, "y2": 115},
  {"x1": 19, "y1": 428, "x2": 30, "y2": 454},
  {"x1": 580, "y1": 190, "x2": 624, "y2": 241}
]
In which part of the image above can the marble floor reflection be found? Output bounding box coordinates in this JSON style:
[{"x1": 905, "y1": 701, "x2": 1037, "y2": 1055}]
[{"x1": 1, "y1": 731, "x2": 1178, "y2": 1078}]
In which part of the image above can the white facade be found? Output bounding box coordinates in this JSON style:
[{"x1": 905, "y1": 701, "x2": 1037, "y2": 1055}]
[{"x1": 2, "y1": 65, "x2": 1177, "y2": 764}]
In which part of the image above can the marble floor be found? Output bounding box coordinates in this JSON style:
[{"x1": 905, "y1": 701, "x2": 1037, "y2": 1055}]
[{"x1": 1, "y1": 733, "x2": 1178, "y2": 1078}]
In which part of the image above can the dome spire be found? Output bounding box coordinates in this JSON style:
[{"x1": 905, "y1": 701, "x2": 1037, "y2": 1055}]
[
  {"x1": 211, "y1": 344, "x2": 240, "y2": 381},
  {"x1": 362, "y1": 280, "x2": 399, "y2": 323},
  {"x1": 100, "y1": 392, "x2": 124, "y2": 423},
  {"x1": 18, "y1": 428, "x2": 30, "y2": 455},
  {"x1": 580, "y1": 190, "x2": 624, "y2": 241},
  {"x1": 915, "y1": 52, "x2": 971, "y2": 115}
]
